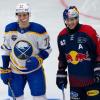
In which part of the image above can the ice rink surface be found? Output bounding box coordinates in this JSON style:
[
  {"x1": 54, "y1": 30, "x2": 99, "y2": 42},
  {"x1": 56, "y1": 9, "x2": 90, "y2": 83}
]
[{"x1": 0, "y1": 0, "x2": 100, "y2": 100}]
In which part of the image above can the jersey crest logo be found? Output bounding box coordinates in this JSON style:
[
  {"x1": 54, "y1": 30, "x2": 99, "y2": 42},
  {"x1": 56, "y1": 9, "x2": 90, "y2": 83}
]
[
  {"x1": 66, "y1": 51, "x2": 91, "y2": 65},
  {"x1": 14, "y1": 40, "x2": 33, "y2": 60},
  {"x1": 77, "y1": 37, "x2": 87, "y2": 43},
  {"x1": 70, "y1": 91, "x2": 80, "y2": 100}
]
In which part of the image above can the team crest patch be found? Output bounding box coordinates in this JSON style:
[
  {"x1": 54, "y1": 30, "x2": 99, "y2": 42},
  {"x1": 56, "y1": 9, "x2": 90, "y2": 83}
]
[
  {"x1": 70, "y1": 91, "x2": 80, "y2": 100},
  {"x1": 77, "y1": 37, "x2": 87, "y2": 43},
  {"x1": 66, "y1": 51, "x2": 91, "y2": 65},
  {"x1": 11, "y1": 35, "x2": 17, "y2": 41},
  {"x1": 14, "y1": 40, "x2": 33, "y2": 60}
]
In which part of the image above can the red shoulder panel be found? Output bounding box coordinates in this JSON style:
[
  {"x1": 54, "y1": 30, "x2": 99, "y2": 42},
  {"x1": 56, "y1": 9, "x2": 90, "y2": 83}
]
[
  {"x1": 79, "y1": 24, "x2": 100, "y2": 59},
  {"x1": 79, "y1": 25, "x2": 97, "y2": 44},
  {"x1": 58, "y1": 28, "x2": 69, "y2": 36}
]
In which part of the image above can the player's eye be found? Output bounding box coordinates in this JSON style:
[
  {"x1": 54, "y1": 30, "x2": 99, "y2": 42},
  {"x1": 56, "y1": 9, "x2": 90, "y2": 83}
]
[{"x1": 17, "y1": 13, "x2": 28, "y2": 17}]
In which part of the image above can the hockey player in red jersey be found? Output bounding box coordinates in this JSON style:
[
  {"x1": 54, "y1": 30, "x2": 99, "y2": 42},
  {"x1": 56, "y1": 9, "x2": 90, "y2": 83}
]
[
  {"x1": 56, "y1": 6, "x2": 100, "y2": 100},
  {"x1": 0, "y1": 3, "x2": 52, "y2": 100}
]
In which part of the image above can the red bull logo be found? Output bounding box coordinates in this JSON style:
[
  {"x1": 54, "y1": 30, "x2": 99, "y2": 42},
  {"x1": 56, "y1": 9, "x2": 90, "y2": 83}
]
[{"x1": 66, "y1": 51, "x2": 91, "y2": 65}]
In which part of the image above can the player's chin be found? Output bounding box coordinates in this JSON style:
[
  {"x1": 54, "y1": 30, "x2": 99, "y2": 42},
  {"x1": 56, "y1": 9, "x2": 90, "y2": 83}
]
[
  {"x1": 20, "y1": 19, "x2": 28, "y2": 23},
  {"x1": 69, "y1": 25, "x2": 76, "y2": 29}
]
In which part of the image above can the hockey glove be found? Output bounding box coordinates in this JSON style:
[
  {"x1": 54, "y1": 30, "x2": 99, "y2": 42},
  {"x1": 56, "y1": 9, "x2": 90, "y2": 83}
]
[
  {"x1": 0, "y1": 67, "x2": 12, "y2": 85},
  {"x1": 94, "y1": 71, "x2": 100, "y2": 83},
  {"x1": 25, "y1": 55, "x2": 43, "y2": 71},
  {"x1": 56, "y1": 70, "x2": 67, "y2": 90}
]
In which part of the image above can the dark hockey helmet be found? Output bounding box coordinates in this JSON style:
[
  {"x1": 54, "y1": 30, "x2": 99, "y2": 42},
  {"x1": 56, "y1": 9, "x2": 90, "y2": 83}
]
[{"x1": 63, "y1": 6, "x2": 79, "y2": 21}]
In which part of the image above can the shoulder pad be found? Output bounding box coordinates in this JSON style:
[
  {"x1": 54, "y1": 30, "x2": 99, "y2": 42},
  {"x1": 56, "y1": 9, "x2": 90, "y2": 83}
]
[
  {"x1": 5, "y1": 22, "x2": 18, "y2": 32},
  {"x1": 59, "y1": 28, "x2": 68, "y2": 36},
  {"x1": 30, "y1": 22, "x2": 46, "y2": 34}
]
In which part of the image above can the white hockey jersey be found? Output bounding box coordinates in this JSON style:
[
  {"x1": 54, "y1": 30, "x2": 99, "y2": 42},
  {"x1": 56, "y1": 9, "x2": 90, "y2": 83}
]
[{"x1": 1, "y1": 22, "x2": 52, "y2": 74}]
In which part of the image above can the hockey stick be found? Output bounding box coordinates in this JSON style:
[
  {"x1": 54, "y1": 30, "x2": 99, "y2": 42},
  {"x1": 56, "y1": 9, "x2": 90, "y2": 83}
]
[
  {"x1": 62, "y1": 85, "x2": 65, "y2": 100},
  {"x1": 8, "y1": 81, "x2": 16, "y2": 100}
]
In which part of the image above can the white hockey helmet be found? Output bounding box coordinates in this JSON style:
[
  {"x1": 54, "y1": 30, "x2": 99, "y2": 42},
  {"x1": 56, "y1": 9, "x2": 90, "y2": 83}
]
[{"x1": 15, "y1": 3, "x2": 31, "y2": 14}]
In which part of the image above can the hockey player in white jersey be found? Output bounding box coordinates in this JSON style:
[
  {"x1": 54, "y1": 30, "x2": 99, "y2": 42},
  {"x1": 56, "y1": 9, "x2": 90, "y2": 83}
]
[{"x1": 0, "y1": 3, "x2": 52, "y2": 100}]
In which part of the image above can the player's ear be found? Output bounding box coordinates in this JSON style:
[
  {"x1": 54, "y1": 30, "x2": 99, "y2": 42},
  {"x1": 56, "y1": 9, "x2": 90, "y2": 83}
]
[
  {"x1": 15, "y1": 15, "x2": 19, "y2": 22},
  {"x1": 15, "y1": 15, "x2": 18, "y2": 21}
]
